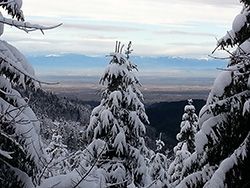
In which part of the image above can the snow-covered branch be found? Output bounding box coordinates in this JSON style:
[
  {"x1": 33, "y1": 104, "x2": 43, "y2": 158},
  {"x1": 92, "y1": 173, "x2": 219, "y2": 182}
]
[
  {"x1": 73, "y1": 144, "x2": 106, "y2": 188},
  {"x1": 0, "y1": 55, "x2": 59, "y2": 86},
  {"x1": 204, "y1": 133, "x2": 250, "y2": 188},
  {"x1": 0, "y1": 16, "x2": 62, "y2": 33}
]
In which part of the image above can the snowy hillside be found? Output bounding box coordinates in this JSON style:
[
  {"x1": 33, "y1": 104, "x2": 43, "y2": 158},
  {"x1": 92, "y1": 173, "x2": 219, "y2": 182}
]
[{"x1": 24, "y1": 88, "x2": 163, "y2": 152}]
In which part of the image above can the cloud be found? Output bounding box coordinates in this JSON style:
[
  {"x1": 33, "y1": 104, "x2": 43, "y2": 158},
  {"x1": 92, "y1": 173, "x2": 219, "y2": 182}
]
[
  {"x1": 181, "y1": 0, "x2": 240, "y2": 6},
  {"x1": 7, "y1": 36, "x2": 116, "y2": 55},
  {"x1": 63, "y1": 23, "x2": 142, "y2": 32},
  {"x1": 22, "y1": 0, "x2": 241, "y2": 25},
  {"x1": 141, "y1": 0, "x2": 240, "y2": 7},
  {"x1": 155, "y1": 30, "x2": 216, "y2": 37},
  {"x1": 1, "y1": 0, "x2": 241, "y2": 57},
  {"x1": 167, "y1": 41, "x2": 216, "y2": 47}
]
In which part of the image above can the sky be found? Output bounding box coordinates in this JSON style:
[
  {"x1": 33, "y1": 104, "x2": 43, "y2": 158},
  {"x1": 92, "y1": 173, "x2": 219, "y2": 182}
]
[{"x1": 1, "y1": 0, "x2": 242, "y2": 58}]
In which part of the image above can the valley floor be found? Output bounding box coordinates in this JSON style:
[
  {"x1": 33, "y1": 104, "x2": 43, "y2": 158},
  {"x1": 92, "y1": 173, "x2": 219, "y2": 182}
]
[{"x1": 42, "y1": 83, "x2": 210, "y2": 104}]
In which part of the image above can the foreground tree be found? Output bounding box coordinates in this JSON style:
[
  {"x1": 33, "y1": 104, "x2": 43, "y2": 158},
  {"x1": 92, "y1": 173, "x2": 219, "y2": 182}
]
[
  {"x1": 177, "y1": 1, "x2": 250, "y2": 187},
  {"x1": 0, "y1": 0, "x2": 60, "y2": 187},
  {"x1": 79, "y1": 42, "x2": 151, "y2": 187}
]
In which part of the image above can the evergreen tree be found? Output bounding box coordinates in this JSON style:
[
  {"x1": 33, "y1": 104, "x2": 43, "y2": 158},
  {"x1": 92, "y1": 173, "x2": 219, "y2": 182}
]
[
  {"x1": 44, "y1": 124, "x2": 70, "y2": 178},
  {"x1": 178, "y1": 2, "x2": 250, "y2": 187},
  {"x1": 149, "y1": 133, "x2": 168, "y2": 187},
  {"x1": 0, "y1": 1, "x2": 60, "y2": 187},
  {"x1": 177, "y1": 99, "x2": 198, "y2": 153},
  {"x1": 82, "y1": 42, "x2": 152, "y2": 187},
  {"x1": 155, "y1": 133, "x2": 165, "y2": 153},
  {"x1": 168, "y1": 99, "x2": 198, "y2": 187}
]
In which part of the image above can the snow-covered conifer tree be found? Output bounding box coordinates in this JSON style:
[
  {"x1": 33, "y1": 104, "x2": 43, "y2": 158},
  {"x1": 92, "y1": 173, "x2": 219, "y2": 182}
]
[
  {"x1": 168, "y1": 99, "x2": 198, "y2": 187},
  {"x1": 44, "y1": 128, "x2": 70, "y2": 178},
  {"x1": 155, "y1": 133, "x2": 165, "y2": 153},
  {"x1": 0, "y1": 1, "x2": 60, "y2": 187},
  {"x1": 168, "y1": 141, "x2": 190, "y2": 187},
  {"x1": 81, "y1": 42, "x2": 151, "y2": 187},
  {"x1": 176, "y1": 99, "x2": 198, "y2": 153},
  {"x1": 149, "y1": 133, "x2": 168, "y2": 187},
  {"x1": 178, "y1": 1, "x2": 250, "y2": 187}
]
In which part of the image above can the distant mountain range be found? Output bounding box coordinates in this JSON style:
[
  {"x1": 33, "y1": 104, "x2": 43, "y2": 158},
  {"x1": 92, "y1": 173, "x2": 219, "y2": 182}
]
[{"x1": 27, "y1": 53, "x2": 228, "y2": 79}]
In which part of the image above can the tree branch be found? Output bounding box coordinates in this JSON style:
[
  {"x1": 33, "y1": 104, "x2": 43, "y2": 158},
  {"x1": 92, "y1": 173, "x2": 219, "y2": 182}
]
[
  {"x1": 73, "y1": 144, "x2": 106, "y2": 188},
  {"x1": 0, "y1": 16, "x2": 62, "y2": 34}
]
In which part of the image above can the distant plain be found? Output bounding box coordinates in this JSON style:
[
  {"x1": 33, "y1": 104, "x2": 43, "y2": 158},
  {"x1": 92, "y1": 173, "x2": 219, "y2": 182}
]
[
  {"x1": 30, "y1": 54, "x2": 227, "y2": 103},
  {"x1": 40, "y1": 77, "x2": 212, "y2": 103}
]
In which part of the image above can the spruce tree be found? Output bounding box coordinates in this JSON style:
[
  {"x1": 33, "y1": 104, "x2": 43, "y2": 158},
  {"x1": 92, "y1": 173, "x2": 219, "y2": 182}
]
[
  {"x1": 0, "y1": 1, "x2": 60, "y2": 187},
  {"x1": 168, "y1": 99, "x2": 198, "y2": 187},
  {"x1": 176, "y1": 99, "x2": 198, "y2": 153},
  {"x1": 178, "y1": 1, "x2": 250, "y2": 187},
  {"x1": 82, "y1": 42, "x2": 151, "y2": 187}
]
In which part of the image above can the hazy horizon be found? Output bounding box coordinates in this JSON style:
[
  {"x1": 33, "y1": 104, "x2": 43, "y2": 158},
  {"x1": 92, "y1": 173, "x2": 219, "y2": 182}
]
[{"x1": 29, "y1": 53, "x2": 227, "y2": 81}]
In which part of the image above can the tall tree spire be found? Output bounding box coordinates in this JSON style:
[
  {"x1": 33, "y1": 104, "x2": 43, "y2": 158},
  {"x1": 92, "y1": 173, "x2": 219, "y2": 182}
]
[{"x1": 81, "y1": 42, "x2": 151, "y2": 187}]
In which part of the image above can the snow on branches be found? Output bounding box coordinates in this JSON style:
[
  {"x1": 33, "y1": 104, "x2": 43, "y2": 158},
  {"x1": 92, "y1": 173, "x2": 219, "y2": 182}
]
[
  {"x1": 168, "y1": 99, "x2": 198, "y2": 187},
  {"x1": 44, "y1": 130, "x2": 71, "y2": 178},
  {"x1": 0, "y1": 0, "x2": 61, "y2": 34},
  {"x1": 81, "y1": 41, "x2": 152, "y2": 187},
  {"x1": 0, "y1": 1, "x2": 61, "y2": 187},
  {"x1": 178, "y1": 1, "x2": 250, "y2": 187},
  {"x1": 0, "y1": 0, "x2": 24, "y2": 21}
]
